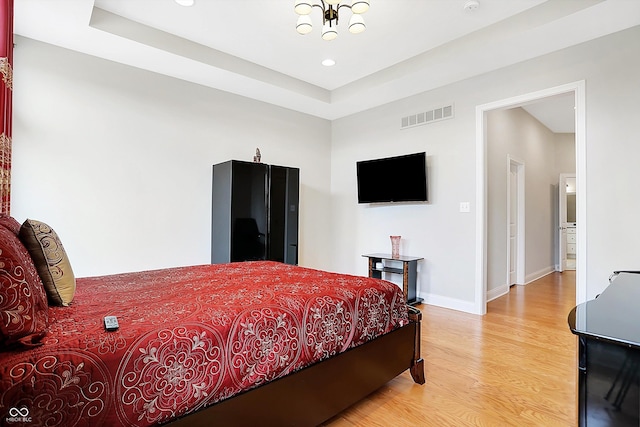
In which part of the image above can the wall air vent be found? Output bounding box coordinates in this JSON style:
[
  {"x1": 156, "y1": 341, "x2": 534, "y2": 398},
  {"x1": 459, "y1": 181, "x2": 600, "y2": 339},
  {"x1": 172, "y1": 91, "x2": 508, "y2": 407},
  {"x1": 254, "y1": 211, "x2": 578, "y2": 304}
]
[{"x1": 401, "y1": 104, "x2": 454, "y2": 130}]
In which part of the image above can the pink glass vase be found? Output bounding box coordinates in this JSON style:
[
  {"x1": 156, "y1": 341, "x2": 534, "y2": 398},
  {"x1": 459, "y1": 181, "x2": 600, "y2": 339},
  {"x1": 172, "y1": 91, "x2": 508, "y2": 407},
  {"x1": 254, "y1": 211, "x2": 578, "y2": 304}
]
[{"x1": 390, "y1": 235, "x2": 401, "y2": 259}]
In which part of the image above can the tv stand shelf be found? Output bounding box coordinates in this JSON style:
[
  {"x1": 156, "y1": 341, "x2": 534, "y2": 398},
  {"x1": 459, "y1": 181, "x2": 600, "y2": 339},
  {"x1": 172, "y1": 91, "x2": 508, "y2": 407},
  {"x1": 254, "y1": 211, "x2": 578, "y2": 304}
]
[
  {"x1": 363, "y1": 253, "x2": 423, "y2": 306},
  {"x1": 376, "y1": 266, "x2": 403, "y2": 275}
]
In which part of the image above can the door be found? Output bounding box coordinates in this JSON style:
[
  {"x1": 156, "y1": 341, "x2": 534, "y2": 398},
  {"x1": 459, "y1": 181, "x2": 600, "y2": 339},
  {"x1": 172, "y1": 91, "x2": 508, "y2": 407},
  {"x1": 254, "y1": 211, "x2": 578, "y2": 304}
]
[
  {"x1": 508, "y1": 164, "x2": 518, "y2": 285},
  {"x1": 268, "y1": 166, "x2": 287, "y2": 262},
  {"x1": 231, "y1": 161, "x2": 268, "y2": 262},
  {"x1": 507, "y1": 158, "x2": 525, "y2": 286},
  {"x1": 266, "y1": 166, "x2": 299, "y2": 265}
]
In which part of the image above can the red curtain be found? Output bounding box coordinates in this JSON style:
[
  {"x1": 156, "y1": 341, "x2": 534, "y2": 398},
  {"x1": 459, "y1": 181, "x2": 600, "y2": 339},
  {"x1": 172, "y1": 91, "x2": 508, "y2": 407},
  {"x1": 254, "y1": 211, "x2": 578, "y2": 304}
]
[{"x1": 0, "y1": 0, "x2": 12, "y2": 215}]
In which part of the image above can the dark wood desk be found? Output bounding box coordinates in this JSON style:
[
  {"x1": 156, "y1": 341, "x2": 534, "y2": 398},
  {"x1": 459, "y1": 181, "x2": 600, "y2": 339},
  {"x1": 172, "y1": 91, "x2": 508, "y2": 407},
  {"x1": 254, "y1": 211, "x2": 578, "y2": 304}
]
[
  {"x1": 568, "y1": 272, "x2": 640, "y2": 426},
  {"x1": 362, "y1": 253, "x2": 423, "y2": 306}
]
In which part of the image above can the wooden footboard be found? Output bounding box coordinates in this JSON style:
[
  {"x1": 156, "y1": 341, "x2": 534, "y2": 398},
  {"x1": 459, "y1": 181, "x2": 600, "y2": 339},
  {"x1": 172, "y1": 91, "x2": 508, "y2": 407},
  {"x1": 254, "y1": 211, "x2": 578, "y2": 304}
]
[
  {"x1": 408, "y1": 305, "x2": 426, "y2": 385},
  {"x1": 166, "y1": 306, "x2": 424, "y2": 427}
]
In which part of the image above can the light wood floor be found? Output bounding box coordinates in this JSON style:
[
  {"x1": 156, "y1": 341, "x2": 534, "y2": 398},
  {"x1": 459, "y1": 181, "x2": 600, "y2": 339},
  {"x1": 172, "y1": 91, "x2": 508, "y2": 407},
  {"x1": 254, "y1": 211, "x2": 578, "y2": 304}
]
[{"x1": 323, "y1": 271, "x2": 578, "y2": 426}]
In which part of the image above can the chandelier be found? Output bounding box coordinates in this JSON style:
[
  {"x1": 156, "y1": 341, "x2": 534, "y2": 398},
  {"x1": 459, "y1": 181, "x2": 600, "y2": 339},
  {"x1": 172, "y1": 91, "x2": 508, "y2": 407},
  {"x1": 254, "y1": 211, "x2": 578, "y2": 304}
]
[{"x1": 294, "y1": 1, "x2": 370, "y2": 41}]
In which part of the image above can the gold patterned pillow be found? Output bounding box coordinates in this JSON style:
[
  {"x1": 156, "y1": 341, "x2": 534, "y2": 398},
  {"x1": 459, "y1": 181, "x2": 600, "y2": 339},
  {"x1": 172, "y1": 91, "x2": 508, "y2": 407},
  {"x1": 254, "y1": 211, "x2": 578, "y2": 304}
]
[{"x1": 19, "y1": 219, "x2": 76, "y2": 306}]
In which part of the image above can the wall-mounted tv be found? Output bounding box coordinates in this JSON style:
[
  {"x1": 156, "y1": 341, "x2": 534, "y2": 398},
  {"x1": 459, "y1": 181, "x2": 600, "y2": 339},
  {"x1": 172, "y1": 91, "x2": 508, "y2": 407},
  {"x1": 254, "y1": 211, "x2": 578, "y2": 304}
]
[{"x1": 356, "y1": 152, "x2": 428, "y2": 204}]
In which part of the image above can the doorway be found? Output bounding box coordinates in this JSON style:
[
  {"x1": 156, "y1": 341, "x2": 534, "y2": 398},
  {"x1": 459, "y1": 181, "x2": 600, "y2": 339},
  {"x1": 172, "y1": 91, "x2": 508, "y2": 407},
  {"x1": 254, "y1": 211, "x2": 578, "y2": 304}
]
[
  {"x1": 558, "y1": 173, "x2": 577, "y2": 272},
  {"x1": 474, "y1": 81, "x2": 586, "y2": 315}
]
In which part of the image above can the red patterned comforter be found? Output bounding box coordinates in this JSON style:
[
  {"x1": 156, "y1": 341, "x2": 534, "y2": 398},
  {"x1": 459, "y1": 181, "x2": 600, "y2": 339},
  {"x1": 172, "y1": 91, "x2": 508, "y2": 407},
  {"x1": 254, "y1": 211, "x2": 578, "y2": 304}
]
[{"x1": 0, "y1": 261, "x2": 408, "y2": 426}]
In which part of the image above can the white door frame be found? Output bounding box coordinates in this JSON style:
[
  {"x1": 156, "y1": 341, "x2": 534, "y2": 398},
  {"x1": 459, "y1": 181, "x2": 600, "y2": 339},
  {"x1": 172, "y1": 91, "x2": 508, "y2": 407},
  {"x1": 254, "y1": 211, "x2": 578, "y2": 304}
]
[
  {"x1": 474, "y1": 80, "x2": 586, "y2": 315},
  {"x1": 507, "y1": 156, "x2": 525, "y2": 286}
]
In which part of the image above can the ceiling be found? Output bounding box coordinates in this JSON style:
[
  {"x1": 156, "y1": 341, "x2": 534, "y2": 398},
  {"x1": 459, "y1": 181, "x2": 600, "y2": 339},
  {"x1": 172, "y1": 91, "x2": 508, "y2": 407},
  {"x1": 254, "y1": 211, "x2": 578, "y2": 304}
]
[{"x1": 13, "y1": 0, "x2": 640, "y2": 130}]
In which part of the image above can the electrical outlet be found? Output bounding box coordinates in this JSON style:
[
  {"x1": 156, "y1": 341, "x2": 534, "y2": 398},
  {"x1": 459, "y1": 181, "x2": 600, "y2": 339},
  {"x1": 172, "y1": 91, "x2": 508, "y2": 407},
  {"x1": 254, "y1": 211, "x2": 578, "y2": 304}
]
[{"x1": 460, "y1": 202, "x2": 470, "y2": 213}]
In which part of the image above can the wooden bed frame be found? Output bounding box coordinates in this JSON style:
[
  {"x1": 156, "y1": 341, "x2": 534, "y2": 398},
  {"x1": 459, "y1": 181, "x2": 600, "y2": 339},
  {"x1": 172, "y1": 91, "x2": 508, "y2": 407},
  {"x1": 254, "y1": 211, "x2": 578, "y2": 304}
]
[{"x1": 166, "y1": 306, "x2": 425, "y2": 427}]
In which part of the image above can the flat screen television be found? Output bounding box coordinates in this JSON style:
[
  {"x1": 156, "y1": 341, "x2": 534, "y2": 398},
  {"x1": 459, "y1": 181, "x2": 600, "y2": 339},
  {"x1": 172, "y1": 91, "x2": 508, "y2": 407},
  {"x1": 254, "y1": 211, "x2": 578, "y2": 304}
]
[{"x1": 356, "y1": 152, "x2": 428, "y2": 203}]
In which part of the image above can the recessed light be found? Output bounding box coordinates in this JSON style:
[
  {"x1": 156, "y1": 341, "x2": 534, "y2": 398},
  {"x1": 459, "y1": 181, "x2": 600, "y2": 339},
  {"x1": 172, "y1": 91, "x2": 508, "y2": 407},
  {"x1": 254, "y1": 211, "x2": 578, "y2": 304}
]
[
  {"x1": 322, "y1": 59, "x2": 336, "y2": 67},
  {"x1": 175, "y1": 0, "x2": 195, "y2": 6}
]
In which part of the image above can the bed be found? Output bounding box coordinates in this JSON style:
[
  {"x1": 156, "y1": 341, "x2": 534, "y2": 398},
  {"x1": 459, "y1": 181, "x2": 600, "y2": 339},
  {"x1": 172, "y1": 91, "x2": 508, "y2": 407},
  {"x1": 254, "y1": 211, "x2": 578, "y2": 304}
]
[{"x1": 0, "y1": 218, "x2": 424, "y2": 427}]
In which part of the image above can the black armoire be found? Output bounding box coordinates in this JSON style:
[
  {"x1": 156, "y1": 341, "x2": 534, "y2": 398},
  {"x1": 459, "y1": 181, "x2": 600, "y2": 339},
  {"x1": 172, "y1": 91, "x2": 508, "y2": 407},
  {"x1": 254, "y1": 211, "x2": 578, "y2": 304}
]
[{"x1": 211, "y1": 160, "x2": 299, "y2": 265}]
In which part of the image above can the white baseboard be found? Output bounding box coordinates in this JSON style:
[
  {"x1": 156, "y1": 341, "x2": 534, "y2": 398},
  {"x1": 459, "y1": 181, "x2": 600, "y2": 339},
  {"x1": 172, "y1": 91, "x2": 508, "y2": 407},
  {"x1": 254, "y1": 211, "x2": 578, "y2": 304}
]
[
  {"x1": 486, "y1": 284, "x2": 509, "y2": 302},
  {"x1": 484, "y1": 266, "x2": 555, "y2": 303},
  {"x1": 417, "y1": 266, "x2": 556, "y2": 314},
  {"x1": 525, "y1": 266, "x2": 555, "y2": 284},
  {"x1": 418, "y1": 291, "x2": 477, "y2": 314}
]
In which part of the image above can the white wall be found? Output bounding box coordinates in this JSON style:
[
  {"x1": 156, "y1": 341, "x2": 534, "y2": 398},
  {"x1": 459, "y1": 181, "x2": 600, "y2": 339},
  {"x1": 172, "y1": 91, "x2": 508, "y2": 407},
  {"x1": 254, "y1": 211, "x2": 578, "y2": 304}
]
[
  {"x1": 11, "y1": 36, "x2": 333, "y2": 277},
  {"x1": 331, "y1": 88, "x2": 478, "y2": 311},
  {"x1": 554, "y1": 133, "x2": 576, "y2": 174},
  {"x1": 330, "y1": 25, "x2": 640, "y2": 310}
]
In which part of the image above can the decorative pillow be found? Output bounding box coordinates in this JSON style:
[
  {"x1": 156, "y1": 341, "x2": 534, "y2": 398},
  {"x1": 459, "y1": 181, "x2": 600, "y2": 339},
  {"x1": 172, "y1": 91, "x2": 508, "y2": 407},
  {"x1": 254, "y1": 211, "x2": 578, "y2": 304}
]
[
  {"x1": 19, "y1": 219, "x2": 76, "y2": 307},
  {"x1": 0, "y1": 214, "x2": 21, "y2": 236},
  {"x1": 0, "y1": 226, "x2": 49, "y2": 348}
]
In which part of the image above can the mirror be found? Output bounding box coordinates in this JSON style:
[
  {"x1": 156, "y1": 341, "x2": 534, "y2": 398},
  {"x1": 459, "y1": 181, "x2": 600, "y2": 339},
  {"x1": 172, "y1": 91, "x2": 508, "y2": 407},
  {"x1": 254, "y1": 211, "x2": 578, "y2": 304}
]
[{"x1": 566, "y1": 177, "x2": 576, "y2": 223}]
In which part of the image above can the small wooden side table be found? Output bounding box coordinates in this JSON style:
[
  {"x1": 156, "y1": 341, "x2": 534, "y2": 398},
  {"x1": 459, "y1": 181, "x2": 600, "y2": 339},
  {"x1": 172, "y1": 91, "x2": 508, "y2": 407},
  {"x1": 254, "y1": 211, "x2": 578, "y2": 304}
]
[{"x1": 362, "y1": 253, "x2": 424, "y2": 306}]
